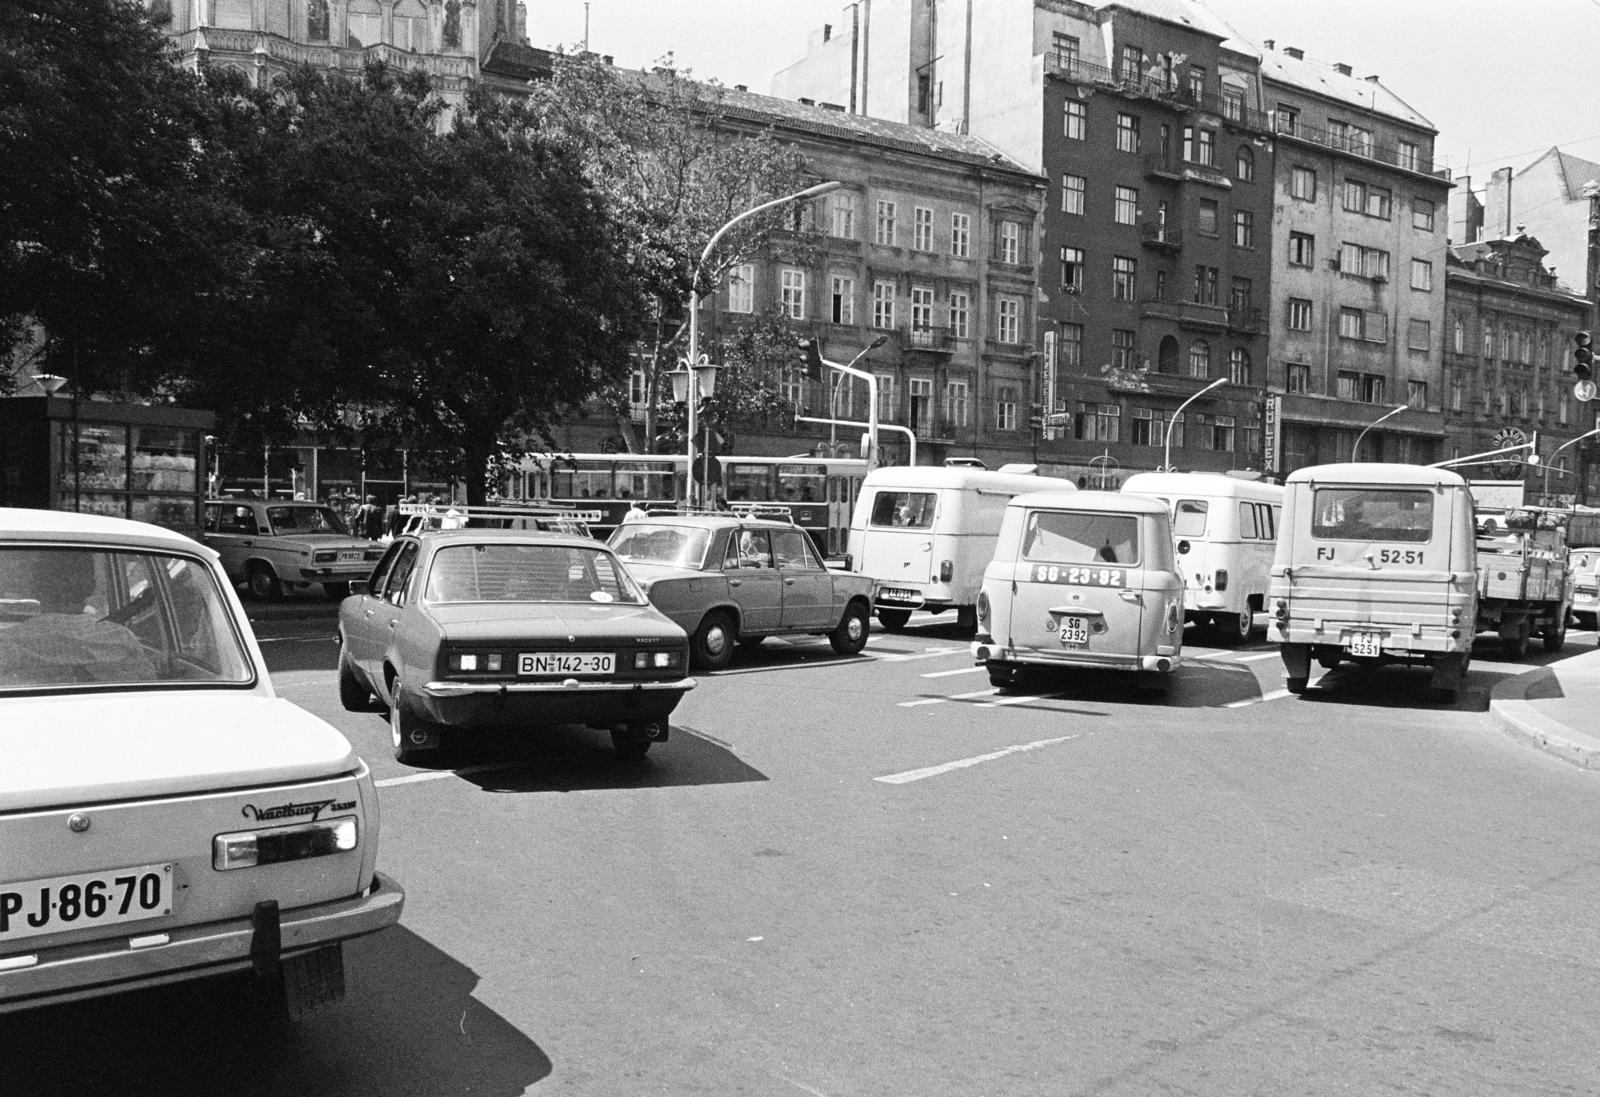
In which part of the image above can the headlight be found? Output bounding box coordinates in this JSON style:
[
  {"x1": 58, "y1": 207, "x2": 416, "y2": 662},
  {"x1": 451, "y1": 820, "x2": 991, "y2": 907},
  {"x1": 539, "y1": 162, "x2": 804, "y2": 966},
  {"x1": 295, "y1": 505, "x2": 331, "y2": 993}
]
[
  {"x1": 449, "y1": 652, "x2": 503, "y2": 672},
  {"x1": 313, "y1": 550, "x2": 337, "y2": 563},
  {"x1": 213, "y1": 817, "x2": 358, "y2": 870}
]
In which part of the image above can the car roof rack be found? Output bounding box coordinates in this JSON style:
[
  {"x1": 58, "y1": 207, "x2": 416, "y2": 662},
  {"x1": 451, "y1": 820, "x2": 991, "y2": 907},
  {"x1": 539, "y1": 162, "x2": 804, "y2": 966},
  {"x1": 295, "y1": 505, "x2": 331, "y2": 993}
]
[
  {"x1": 399, "y1": 502, "x2": 604, "y2": 522},
  {"x1": 635, "y1": 503, "x2": 795, "y2": 522}
]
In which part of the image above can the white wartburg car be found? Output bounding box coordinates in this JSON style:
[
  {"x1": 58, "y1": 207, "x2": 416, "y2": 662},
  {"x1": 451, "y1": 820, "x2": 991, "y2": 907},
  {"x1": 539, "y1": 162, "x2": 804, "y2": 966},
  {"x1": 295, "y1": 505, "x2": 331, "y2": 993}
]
[{"x1": 0, "y1": 508, "x2": 403, "y2": 1017}]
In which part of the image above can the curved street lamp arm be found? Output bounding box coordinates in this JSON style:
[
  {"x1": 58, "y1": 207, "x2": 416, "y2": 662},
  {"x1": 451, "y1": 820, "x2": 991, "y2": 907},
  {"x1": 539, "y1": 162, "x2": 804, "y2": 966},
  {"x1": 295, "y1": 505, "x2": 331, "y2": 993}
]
[
  {"x1": 1350, "y1": 404, "x2": 1408, "y2": 462},
  {"x1": 1160, "y1": 377, "x2": 1227, "y2": 472}
]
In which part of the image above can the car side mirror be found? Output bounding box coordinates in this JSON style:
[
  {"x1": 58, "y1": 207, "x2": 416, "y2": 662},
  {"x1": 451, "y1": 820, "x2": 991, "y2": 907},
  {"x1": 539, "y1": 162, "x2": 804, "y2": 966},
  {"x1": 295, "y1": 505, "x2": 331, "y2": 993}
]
[
  {"x1": 350, "y1": 580, "x2": 369, "y2": 595},
  {"x1": 1177, "y1": 540, "x2": 1192, "y2": 555}
]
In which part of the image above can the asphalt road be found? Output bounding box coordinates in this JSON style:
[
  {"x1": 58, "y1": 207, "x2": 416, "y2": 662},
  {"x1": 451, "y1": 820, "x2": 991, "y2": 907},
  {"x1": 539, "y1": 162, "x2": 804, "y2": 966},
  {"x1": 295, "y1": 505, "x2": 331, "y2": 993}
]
[{"x1": 8, "y1": 603, "x2": 1600, "y2": 1097}]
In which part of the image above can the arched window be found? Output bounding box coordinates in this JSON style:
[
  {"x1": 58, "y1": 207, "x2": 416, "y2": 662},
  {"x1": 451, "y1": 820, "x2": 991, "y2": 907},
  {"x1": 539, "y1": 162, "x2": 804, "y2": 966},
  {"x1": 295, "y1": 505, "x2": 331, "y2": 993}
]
[
  {"x1": 1228, "y1": 347, "x2": 1250, "y2": 384},
  {"x1": 394, "y1": 0, "x2": 427, "y2": 50},
  {"x1": 1158, "y1": 335, "x2": 1180, "y2": 375},
  {"x1": 306, "y1": 0, "x2": 329, "y2": 41},
  {"x1": 1235, "y1": 145, "x2": 1254, "y2": 182},
  {"x1": 1453, "y1": 317, "x2": 1464, "y2": 354},
  {"x1": 346, "y1": 0, "x2": 380, "y2": 46},
  {"x1": 1188, "y1": 340, "x2": 1210, "y2": 379}
]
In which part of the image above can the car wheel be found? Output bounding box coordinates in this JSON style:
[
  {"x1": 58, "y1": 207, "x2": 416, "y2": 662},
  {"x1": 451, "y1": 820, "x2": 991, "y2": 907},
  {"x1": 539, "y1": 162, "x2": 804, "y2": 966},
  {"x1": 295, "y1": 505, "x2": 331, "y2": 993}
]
[
  {"x1": 247, "y1": 563, "x2": 283, "y2": 602},
  {"x1": 877, "y1": 608, "x2": 912, "y2": 632},
  {"x1": 987, "y1": 660, "x2": 1018, "y2": 689},
  {"x1": 323, "y1": 581, "x2": 351, "y2": 600},
  {"x1": 1221, "y1": 609, "x2": 1254, "y2": 644},
  {"x1": 828, "y1": 601, "x2": 870, "y2": 656},
  {"x1": 389, "y1": 683, "x2": 442, "y2": 765},
  {"x1": 611, "y1": 722, "x2": 659, "y2": 760},
  {"x1": 338, "y1": 651, "x2": 381, "y2": 713},
  {"x1": 691, "y1": 611, "x2": 736, "y2": 671}
]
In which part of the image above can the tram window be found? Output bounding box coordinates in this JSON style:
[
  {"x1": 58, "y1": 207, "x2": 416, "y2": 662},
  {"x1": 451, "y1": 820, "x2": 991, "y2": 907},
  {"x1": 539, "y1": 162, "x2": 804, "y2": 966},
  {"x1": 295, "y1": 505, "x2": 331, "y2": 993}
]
[
  {"x1": 777, "y1": 463, "x2": 825, "y2": 503},
  {"x1": 724, "y1": 464, "x2": 772, "y2": 502},
  {"x1": 616, "y1": 462, "x2": 676, "y2": 501}
]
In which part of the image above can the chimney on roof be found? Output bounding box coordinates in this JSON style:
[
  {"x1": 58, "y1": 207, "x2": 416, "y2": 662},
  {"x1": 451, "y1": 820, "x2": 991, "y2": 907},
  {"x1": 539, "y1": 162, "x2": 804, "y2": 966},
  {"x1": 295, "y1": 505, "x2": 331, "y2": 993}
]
[
  {"x1": 1334, "y1": 62, "x2": 1352, "y2": 76},
  {"x1": 823, "y1": 23, "x2": 832, "y2": 42},
  {"x1": 799, "y1": 97, "x2": 815, "y2": 106},
  {"x1": 1262, "y1": 39, "x2": 1273, "y2": 50},
  {"x1": 1283, "y1": 46, "x2": 1303, "y2": 59},
  {"x1": 735, "y1": 84, "x2": 747, "y2": 91},
  {"x1": 1364, "y1": 74, "x2": 1381, "y2": 83},
  {"x1": 821, "y1": 102, "x2": 845, "y2": 112}
]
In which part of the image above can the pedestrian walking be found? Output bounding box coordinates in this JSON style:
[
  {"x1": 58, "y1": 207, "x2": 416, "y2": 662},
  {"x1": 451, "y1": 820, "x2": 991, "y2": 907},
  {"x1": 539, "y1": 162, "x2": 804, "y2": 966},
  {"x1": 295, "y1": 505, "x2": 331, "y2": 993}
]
[{"x1": 355, "y1": 494, "x2": 384, "y2": 540}]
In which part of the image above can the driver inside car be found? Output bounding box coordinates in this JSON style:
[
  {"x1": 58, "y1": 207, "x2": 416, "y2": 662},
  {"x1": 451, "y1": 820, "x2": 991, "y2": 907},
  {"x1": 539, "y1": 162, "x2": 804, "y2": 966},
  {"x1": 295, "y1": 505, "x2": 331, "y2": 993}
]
[{"x1": 0, "y1": 550, "x2": 159, "y2": 686}]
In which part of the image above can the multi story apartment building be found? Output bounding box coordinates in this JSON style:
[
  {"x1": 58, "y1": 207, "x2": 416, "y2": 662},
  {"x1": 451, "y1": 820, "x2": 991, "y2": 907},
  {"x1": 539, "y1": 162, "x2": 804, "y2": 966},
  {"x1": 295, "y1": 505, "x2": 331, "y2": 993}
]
[
  {"x1": 1259, "y1": 42, "x2": 1452, "y2": 472},
  {"x1": 551, "y1": 86, "x2": 1046, "y2": 467},
  {"x1": 1443, "y1": 234, "x2": 1597, "y2": 505},
  {"x1": 154, "y1": 0, "x2": 547, "y2": 102},
  {"x1": 1482, "y1": 149, "x2": 1600, "y2": 301},
  {"x1": 776, "y1": 0, "x2": 1273, "y2": 484}
]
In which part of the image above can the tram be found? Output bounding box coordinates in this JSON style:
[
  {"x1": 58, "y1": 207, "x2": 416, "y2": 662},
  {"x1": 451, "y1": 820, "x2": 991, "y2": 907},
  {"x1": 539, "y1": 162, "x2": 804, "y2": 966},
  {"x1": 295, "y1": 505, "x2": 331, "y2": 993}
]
[{"x1": 503, "y1": 452, "x2": 868, "y2": 554}]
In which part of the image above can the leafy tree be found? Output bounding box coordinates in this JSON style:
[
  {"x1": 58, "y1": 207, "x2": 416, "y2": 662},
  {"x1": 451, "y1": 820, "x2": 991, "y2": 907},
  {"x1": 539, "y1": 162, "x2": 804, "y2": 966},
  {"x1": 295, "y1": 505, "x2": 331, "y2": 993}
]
[{"x1": 529, "y1": 52, "x2": 814, "y2": 453}]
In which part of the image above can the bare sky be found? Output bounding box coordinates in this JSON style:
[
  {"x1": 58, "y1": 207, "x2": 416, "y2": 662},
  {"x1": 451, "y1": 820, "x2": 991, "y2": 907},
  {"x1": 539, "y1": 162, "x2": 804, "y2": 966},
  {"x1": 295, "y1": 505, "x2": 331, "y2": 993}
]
[{"x1": 533, "y1": 0, "x2": 1600, "y2": 193}]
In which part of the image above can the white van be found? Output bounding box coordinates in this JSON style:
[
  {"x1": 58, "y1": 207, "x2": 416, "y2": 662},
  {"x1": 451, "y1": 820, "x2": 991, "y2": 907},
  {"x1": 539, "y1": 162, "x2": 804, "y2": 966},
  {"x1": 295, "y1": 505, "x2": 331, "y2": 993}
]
[
  {"x1": 1121, "y1": 472, "x2": 1284, "y2": 643},
  {"x1": 846, "y1": 464, "x2": 1076, "y2": 630}
]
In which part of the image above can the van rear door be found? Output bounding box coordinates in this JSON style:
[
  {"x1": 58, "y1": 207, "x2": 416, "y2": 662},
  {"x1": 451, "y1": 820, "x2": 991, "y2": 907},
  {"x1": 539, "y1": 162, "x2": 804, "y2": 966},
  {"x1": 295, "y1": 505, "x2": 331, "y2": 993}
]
[
  {"x1": 1006, "y1": 508, "x2": 1144, "y2": 656},
  {"x1": 855, "y1": 488, "x2": 936, "y2": 605}
]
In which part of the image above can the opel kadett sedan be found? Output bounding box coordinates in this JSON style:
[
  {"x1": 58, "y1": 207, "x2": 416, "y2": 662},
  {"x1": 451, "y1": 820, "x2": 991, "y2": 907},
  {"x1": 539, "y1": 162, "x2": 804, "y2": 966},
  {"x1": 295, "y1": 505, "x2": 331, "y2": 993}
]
[
  {"x1": 0, "y1": 507, "x2": 403, "y2": 1017},
  {"x1": 336, "y1": 529, "x2": 695, "y2": 764},
  {"x1": 607, "y1": 512, "x2": 875, "y2": 670}
]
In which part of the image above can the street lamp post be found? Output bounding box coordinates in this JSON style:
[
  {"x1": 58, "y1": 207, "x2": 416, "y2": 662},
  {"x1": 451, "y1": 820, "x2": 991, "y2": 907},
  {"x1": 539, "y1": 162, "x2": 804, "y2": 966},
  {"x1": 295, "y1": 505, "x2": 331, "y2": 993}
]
[
  {"x1": 804, "y1": 335, "x2": 889, "y2": 468},
  {"x1": 1541, "y1": 425, "x2": 1600, "y2": 502},
  {"x1": 683, "y1": 180, "x2": 844, "y2": 505},
  {"x1": 1160, "y1": 377, "x2": 1226, "y2": 472},
  {"x1": 1350, "y1": 404, "x2": 1408, "y2": 461}
]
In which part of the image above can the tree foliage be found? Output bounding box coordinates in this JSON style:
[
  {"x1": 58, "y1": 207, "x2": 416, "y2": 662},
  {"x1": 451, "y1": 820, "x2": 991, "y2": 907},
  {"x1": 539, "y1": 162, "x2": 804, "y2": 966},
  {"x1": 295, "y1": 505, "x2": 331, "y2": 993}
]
[{"x1": 528, "y1": 52, "x2": 814, "y2": 452}]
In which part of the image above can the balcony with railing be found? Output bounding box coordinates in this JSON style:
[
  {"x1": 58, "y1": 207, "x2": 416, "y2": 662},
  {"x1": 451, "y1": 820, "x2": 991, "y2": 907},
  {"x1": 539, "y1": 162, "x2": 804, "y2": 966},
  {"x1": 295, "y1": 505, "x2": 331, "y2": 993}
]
[
  {"x1": 903, "y1": 324, "x2": 957, "y2": 355},
  {"x1": 1042, "y1": 54, "x2": 1271, "y2": 132},
  {"x1": 1273, "y1": 117, "x2": 1450, "y2": 180},
  {"x1": 1139, "y1": 222, "x2": 1183, "y2": 251},
  {"x1": 1142, "y1": 153, "x2": 1231, "y2": 189},
  {"x1": 1140, "y1": 296, "x2": 1229, "y2": 332}
]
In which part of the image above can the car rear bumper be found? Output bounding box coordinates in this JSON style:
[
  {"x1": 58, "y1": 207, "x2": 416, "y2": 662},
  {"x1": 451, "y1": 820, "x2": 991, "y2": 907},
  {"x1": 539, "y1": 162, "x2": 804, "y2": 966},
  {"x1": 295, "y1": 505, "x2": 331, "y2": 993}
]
[
  {"x1": 973, "y1": 642, "x2": 1179, "y2": 674},
  {"x1": 0, "y1": 871, "x2": 404, "y2": 1015},
  {"x1": 418, "y1": 678, "x2": 696, "y2": 727}
]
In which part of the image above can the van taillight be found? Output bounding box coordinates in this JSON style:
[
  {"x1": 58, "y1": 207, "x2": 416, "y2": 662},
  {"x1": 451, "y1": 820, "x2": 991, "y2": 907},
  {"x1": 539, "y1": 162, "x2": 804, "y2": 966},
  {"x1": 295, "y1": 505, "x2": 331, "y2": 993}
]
[
  {"x1": 976, "y1": 591, "x2": 990, "y2": 625},
  {"x1": 1214, "y1": 569, "x2": 1228, "y2": 591},
  {"x1": 940, "y1": 560, "x2": 953, "y2": 582}
]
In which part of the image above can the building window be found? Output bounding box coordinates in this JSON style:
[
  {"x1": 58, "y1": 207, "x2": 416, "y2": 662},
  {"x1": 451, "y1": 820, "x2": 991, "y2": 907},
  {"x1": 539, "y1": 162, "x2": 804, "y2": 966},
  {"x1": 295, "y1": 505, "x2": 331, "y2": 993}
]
[
  {"x1": 727, "y1": 263, "x2": 754, "y2": 314},
  {"x1": 1188, "y1": 65, "x2": 1207, "y2": 101},
  {"x1": 1287, "y1": 298, "x2": 1313, "y2": 332},
  {"x1": 830, "y1": 193, "x2": 856, "y2": 239},
  {"x1": 1289, "y1": 231, "x2": 1315, "y2": 267},
  {"x1": 1235, "y1": 145, "x2": 1254, "y2": 182},
  {"x1": 1483, "y1": 323, "x2": 1494, "y2": 359},
  {"x1": 346, "y1": 0, "x2": 380, "y2": 46},
  {"x1": 1182, "y1": 126, "x2": 1216, "y2": 166},
  {"x1": 1112, "y1": 256, "x2": 1137, "y2": 301},
  {"x1": 392, "y1": 0, "x2": 426, "y2": 49},
  {"x1": 998, "y1": 221, "x2": 1021, "y2": 264},
  {"x1": 1230, "y1": 277, "x2": 1252, "y2": 313},
  {"x1": 1453, "y1": 317, "x2": 1464, "y2": 354},
  {"x1": 1193, "y1": 266, "x2": 1218, "y2": 305},
  {"x1": 908, "y1": 377, "x2": 934, "y2": 432},
  {"x1": 830, "y1": 276, "x2": 854, "y2": 324},
  {"x1": 1116, "y1": 113, "x2": 1140, "y2": 153},
  {"x1": 1111, "y1": 329, "x2": 1136, "y2": 370},
  {"x1": 1413, "y1": 198, "x2": 1436, "y2": 232},
  {"x1": 1059, "y1": 323, "x2": 1083, "y2": 373},
  {"x1": 1187, "y1": 340, "x2": 1210, "y2": 378},
  {"x1": 945, "y1": 380, "x2": 970, "y2": 427},
  {"x1": 1286, "y1": 361, "x2": 1310, "y2": 393},
  {"x1": 1076, "y1": 402, "x2": 1121, "y2": 443},
  {"x1": 875, "y1": 200, "x2": 897, "y2": 246},
  {"x1": 876, "y1": 373, "x2": 897, "y2": 420},
  {"x1": 996, "y1": 295, "x2": 1022, "y2": 343},
  {"x1": 1336, "y1": 370, "x2": 1360, "y2": 400},
  {"x1": 1119, "y1": 44, "x2": 1142, "y2": 82},
  {"x1": 1060, "y1": 246, "x2": 1084, "y2": 293},
  {"x1": 1205, "y1": 414, "x2": 1235, "y2": 452},
  {"x1": 1061, "y1": 174, "x2": 1086, "y2": 215},
  {"x1": 1343, "y1": 179, "x2": 1391, "y2": 219},
  {"x1": 1131, "y1": 407, "x2": 1160, "y2": 447},
  {"x1": 950, "y1": 212, "x2": 971, "y2": 258},
  {"x1": 1222, "y1": 88, "x2": 1244, "y2": 120},
  {"x1": 1338, "y1": 308, "x2": 1388, "y2": 344},
  {"x1": 1339, "y1": 308, "x2": 1364, "y2": 341},
  {"x1": 995, "y1": 385, "x2": 1019, "y2": 431},
  {"x1": 1197, "y1": 199, "x2": 1219, "y2": 237},
  {"x1": 1232, "y1": 210, "x2": 1254, "y2": 248},
  {"x1": 1064, "y1": 99, "x2": 1086, "y2": 140},
  {"x1": 1408, "y1": 318, "x2": 1431, "y2": 350},
  {"x1": 1408, "y1": 379, "x2": 1428, "y2": 408},
  {"x1": 910, "y1": 285, "x2": 934, "y2": 332},
  {"x1": 307, "y1": 0, "x2": 329, "y2": 40},
  {"x1": 1276, "y1": 104, "x2": 1299, "y2": 136},
  {"x1": 1228, "y1": 348, "x2": 1250, "y2": 385},
  {"x1": 1411, "y1": 259, "x2": 1433, "y2": 291},
  {"x1": 1339, "y1": 243, "x2": 1391, "y2": 280},
  {"x1": 872, "y1": 280, "x2": 895, "y2": 329},
  {"x1": 1397, "y1": 140, "x2": 1419, "y2": 171},
  {"x1": 1290, "y1": 166, "x2": 1317, "y2": 201},
  {"x1": 1114, "y1": 186, "x2": 1138, "y2": 225},
  {"x1": 1450, "y1": 375, "x2": 1463, "y2": 410},
  {"x1": 1052, "y1": 32, "x2": 1080, "y2": 70},
  {"x1": 913, "y1": 206, "x2": 934, "y2": 252},
  {"x1": 780, "y1": 269, "x2": 806, "y2": 319},
  {"x1": 948, "y1": 291, "x2": 969, "y2": 338}
]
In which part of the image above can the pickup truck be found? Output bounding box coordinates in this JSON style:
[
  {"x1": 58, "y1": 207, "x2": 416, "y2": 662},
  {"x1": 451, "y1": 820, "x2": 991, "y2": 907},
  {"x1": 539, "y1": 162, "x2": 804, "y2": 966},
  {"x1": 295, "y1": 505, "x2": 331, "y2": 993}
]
[{"x1": 1474, "y1": 509, "x2": 1574, "y2": 657}]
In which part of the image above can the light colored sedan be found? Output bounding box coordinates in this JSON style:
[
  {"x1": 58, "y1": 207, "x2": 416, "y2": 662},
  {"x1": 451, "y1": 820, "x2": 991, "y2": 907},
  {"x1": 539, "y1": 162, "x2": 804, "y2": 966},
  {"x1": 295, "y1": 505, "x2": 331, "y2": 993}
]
[{"x1": 0, "y1": 508, "x2": 402, "y2": 1018}]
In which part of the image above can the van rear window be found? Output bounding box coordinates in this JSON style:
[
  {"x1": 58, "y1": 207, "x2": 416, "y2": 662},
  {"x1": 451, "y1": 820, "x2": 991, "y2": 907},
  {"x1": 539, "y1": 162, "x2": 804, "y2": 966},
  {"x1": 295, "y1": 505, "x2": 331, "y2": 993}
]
[
  {"x1": 1172, "y1": 499, "x2": 1208, "y2": 537},
  {"x1": 870, "y1": 492, "x2": 935, "y2": 529},
  {"x1": 1312, "y1": 488, "x2": 1433, "y2": 543},
  {"x1": 1022, "y1": 512, "x2": 1139, "y2": 565}
]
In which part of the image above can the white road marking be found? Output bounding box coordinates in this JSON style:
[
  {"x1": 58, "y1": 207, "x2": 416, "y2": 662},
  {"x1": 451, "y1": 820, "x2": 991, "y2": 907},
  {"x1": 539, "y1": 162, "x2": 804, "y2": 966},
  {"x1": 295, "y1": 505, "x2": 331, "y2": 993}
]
[
  {"x1": 898, "y1": 687, "x2": 995, "y2": 708},
  {"x1": 875, "y1": 734, "x2": 1080, "y2": 784},
  {"x1": 376, "y1": 762, "x2": 519, "y2": 789},
  {"x1": 1235, "y1": 651, "x2": 1282, "y2": 662},
  {"x1": 1225, "y1": 688, "x2": 1292, "y2": 707},
  {"x1": 975, "y1": 692, "x2": 1052, "y2": 708},
  {"x1": 867, "y1": 646, "x2": 967, "y2": 663},
  {"x1": 921, "y1": 665, "x2": 987, "y2": 678}
]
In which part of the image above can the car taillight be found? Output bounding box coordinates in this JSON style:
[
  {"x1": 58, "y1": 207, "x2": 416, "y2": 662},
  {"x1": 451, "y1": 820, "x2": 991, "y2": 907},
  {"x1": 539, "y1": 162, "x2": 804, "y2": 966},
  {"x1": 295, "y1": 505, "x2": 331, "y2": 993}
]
[
  {"x1": 1215, "y1": 568, "x2": 1228, "y2": 592},
  {"x1": 635, "y1": 650, "x2": 683, "y2": 670},
  {"x1": 976, "y1": 591, "x2": 990, "y2": 626},
  {"x1": 214, "y1": 818, "x2": 358, "y2": 870},
  {"x1": 940, "y1": 560, "x2": 954, "y2": 582},
  {"x1": 449, "y1": 652, "x2": 503, "y2": 672}
]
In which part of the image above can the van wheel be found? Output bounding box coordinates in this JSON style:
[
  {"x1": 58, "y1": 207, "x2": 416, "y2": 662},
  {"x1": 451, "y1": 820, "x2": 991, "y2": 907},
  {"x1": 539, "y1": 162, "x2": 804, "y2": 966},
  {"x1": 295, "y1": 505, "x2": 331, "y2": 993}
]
[
  {"x1": 1286, "y1": 676, "x2": 1309, "y2": 695},
  {"x1": 987, "y1": 661, "x2": 1018, "y2": 688},
  {"x1": 1543, "y1": 619, "x2": 1567, "y2": 653},
  {"x1": 1221, "y1": 610, "x2": 1254, "y2": 644},
  {"x1": 691, "y1": 611, "x2": 735, "y2": 671},
  {"x1": 877, "y1": 608, "x2": 912, "y2": 632},
  {"x1": 1315, "y1": 649, "x2": 1342, "y2": 670}
]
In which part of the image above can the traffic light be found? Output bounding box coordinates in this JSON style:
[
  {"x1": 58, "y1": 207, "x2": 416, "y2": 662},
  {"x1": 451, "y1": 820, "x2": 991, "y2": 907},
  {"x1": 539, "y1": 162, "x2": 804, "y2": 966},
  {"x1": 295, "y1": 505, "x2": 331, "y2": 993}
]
[
  {"x1": 797, "y1": 337, "x2": 825, "y2": 380},
  {"x1": 1574, "y1": 330, "x2": 1594, "y2": 381}
]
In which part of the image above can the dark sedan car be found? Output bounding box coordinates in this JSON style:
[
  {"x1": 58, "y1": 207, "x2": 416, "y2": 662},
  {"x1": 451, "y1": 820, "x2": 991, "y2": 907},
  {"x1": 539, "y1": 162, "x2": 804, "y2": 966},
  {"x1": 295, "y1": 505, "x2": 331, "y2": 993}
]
[{"x1": 337, "y1": 530, "x2": 694, "y2": 764}]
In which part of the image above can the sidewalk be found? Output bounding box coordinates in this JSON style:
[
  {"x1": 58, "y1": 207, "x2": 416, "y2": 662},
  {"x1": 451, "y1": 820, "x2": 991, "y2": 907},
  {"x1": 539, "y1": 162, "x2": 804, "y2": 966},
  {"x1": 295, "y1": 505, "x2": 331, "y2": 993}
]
[{"x1": 1488, "y1": 642, "x2": 1600, "y2": 769}]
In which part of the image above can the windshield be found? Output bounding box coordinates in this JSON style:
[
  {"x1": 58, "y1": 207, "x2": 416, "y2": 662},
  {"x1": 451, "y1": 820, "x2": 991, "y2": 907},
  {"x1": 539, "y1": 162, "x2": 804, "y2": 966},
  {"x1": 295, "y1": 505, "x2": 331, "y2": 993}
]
[
  {"x1": 423, "y1": 544, "x2": 646, "y2": 604},
  {"x1": 267, "y1": 505, "x2": 349, "y2": 536},
  {"x1": 608, "y1": 525, "x2": 711, "y2": 569},
  {"x1": 0, "y1": 546, "x2": 254, "y2": 692}
]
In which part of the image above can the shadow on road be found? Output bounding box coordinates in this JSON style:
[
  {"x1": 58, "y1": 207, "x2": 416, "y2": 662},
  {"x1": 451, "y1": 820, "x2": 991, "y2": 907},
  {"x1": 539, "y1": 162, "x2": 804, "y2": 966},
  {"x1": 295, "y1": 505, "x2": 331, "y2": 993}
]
[{"x1": 0, "y1": 928, "x2": 549, "y2": 1097}]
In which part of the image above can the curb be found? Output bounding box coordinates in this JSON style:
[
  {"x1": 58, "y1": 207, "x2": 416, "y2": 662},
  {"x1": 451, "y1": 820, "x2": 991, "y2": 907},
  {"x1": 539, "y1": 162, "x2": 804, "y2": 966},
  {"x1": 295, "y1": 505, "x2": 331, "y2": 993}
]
[{"x1": 1488, "y1": 662, "x2": 1600, "y2": 770}]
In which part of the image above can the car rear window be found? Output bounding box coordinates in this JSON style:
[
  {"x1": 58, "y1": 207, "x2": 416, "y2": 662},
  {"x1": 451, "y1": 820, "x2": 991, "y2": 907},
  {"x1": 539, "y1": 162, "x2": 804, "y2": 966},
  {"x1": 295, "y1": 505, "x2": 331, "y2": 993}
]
[
  {"x1": 1021, "y1": 511, "x2": 1140, "y2": 566},
  {"x1": 1172, "y1": 499, "x2": 1208, "y2": 537},
  {"x1": 0, "y1": 546, "x2": 254, "y2": 691},
  {"x1": 608, "y1": 524, "x2": 711, "y2": 569},
  {"x1": 424, "y1": 544, "x2": 645, "y2": 604},
  {"x1": 869, "y1": 491, "x2": 936, "y2": 529},
  {"x1": 1311, "y1": 488, "x2": 1433, "y2": 543}
]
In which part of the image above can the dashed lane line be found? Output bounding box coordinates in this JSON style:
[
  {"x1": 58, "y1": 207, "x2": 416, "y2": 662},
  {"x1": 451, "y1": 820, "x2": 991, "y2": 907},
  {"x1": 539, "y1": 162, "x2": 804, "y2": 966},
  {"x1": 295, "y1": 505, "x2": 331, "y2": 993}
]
[
  {"x1": 866, "y1": 646, "x2": 968, "y2": 663},
  {"x1": 875, "y1": 734, "x2": 1081, "y2": 785},
  {"x1": 921, "y1": 665, "x2": 988, "y2": 679},
  {"x1": 898, "y1": 688, "x2": 994, "y2": 708}
]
